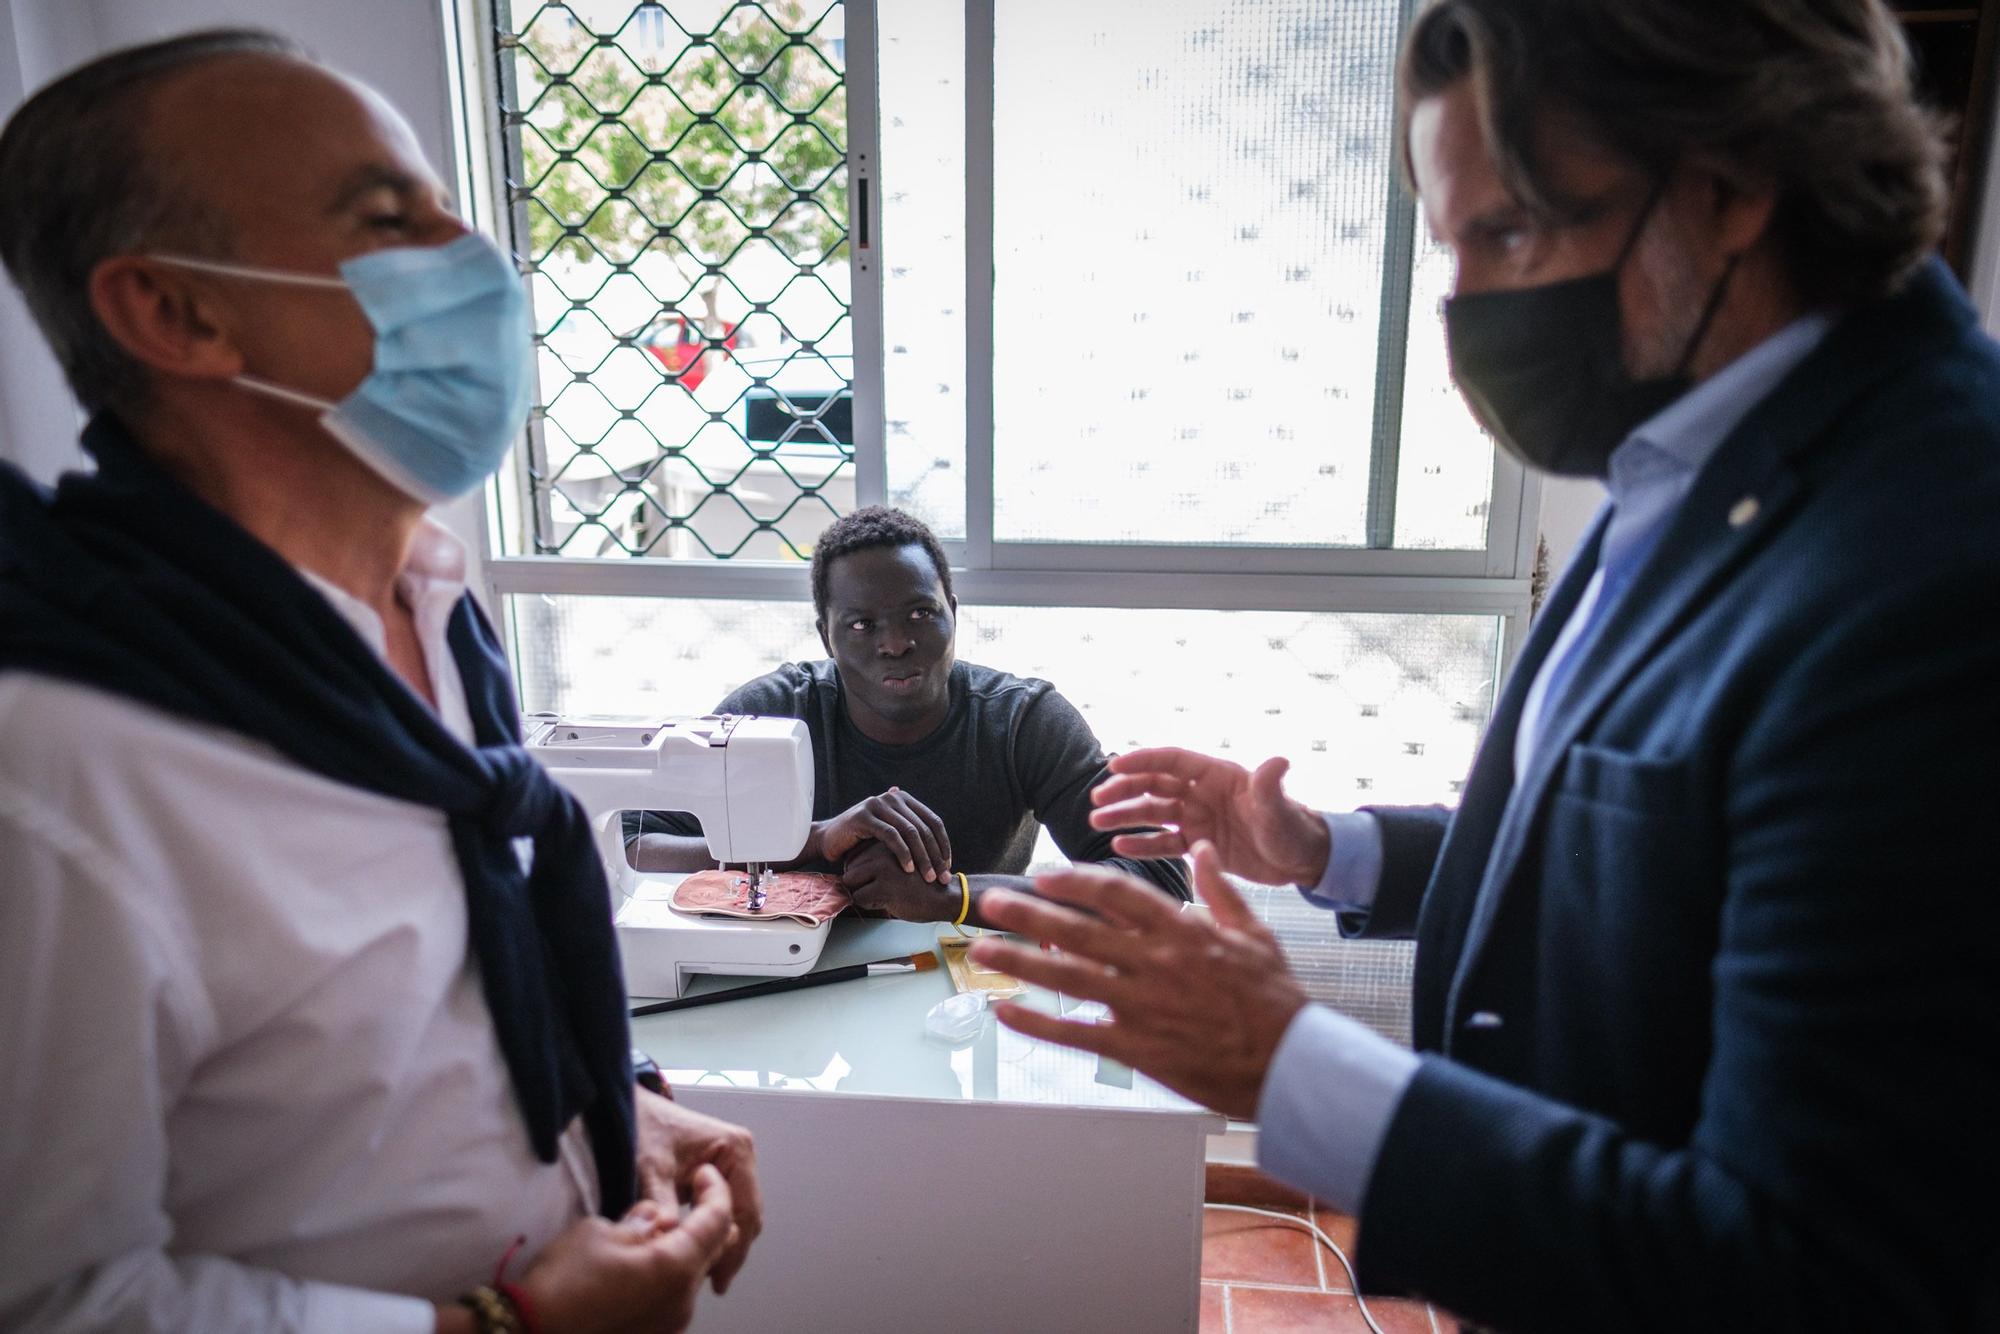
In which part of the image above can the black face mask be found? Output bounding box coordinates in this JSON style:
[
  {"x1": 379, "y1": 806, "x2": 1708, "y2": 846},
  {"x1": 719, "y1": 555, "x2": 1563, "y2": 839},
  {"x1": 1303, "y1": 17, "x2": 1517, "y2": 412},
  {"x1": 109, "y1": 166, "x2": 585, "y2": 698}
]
[{"x1": 1442, "y1": 186, "x2": 1739, "y2": 479}]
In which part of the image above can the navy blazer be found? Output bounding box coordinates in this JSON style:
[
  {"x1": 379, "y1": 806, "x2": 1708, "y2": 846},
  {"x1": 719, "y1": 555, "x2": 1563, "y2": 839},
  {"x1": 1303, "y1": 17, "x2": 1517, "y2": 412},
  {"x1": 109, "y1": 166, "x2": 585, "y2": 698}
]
[{"x1": 1345, "y1": 260, "x2": 2000, "y2": 1333}]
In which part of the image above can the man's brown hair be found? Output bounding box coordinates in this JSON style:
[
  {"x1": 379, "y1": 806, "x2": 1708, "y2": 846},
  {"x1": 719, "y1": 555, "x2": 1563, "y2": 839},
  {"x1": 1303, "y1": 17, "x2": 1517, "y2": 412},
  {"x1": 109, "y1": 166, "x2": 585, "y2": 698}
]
[{"x1": 1397, "y1": 0, "x2": 1950, "y2": 305}]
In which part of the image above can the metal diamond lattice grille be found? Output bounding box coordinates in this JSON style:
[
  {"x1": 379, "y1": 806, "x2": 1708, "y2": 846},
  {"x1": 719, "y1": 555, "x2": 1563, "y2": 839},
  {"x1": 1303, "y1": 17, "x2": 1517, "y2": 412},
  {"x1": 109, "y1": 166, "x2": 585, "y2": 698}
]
[{"x1": 495, "y1": 1, "x2": 852, "y2": 560}]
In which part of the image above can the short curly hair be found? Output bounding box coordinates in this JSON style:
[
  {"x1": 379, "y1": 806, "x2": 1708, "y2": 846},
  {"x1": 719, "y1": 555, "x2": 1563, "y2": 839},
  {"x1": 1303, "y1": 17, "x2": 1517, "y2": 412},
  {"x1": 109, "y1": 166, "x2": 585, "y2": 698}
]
[{"x1": 809, "y1": 506, "x2": 955, "y2": 625}]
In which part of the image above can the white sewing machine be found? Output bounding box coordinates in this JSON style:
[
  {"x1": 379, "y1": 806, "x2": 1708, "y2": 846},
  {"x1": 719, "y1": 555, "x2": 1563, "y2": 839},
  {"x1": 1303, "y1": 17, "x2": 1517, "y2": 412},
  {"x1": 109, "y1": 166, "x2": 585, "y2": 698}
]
[{"x1": 524, "y1": 712, "x2": 825, "y2": 998}]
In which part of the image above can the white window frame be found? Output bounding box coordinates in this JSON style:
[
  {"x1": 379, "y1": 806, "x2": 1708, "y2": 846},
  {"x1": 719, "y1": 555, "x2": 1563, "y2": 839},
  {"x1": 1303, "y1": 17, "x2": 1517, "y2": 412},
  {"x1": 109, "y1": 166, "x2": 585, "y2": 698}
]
[{"x1": 444, "y1": 0, "x2": 1540, "y2": 684}]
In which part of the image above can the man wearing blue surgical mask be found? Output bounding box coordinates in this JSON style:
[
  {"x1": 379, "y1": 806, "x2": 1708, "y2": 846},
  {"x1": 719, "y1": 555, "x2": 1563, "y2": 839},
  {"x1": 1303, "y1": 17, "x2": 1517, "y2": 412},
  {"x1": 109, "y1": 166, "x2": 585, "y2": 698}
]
[
  {"x1": 0, "y1": 30, "x2": 761, "y2": 1333},
  {"x1": 964, "y1": 3, "x2": 2000, "y2": 1332}
]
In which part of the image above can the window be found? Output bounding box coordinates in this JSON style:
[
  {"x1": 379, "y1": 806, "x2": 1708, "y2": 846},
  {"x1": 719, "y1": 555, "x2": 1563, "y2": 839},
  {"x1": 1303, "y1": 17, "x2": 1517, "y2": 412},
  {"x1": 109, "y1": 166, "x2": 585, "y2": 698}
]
[
  {"x1": 453, "y1": 0, "x2": 1537, "y2": 821},
  {"x1": 481, "y1": 0, "x2": 854, "y2": 561}
]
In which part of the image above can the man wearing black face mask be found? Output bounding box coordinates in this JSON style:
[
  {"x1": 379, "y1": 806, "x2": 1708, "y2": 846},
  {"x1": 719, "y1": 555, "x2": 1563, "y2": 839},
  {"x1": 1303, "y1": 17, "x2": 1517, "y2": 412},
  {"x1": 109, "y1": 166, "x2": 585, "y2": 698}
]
[{"x1": 955, "y1": 3, "x2": 2000, "y2": 1332}]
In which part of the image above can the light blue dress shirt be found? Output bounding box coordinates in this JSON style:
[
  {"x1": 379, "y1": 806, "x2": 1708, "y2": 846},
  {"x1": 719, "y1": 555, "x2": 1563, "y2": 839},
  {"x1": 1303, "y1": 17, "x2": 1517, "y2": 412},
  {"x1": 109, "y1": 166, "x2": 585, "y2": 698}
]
[{"x1": 1256, "y1": 312, "x2": 1834, "y2": 1215}]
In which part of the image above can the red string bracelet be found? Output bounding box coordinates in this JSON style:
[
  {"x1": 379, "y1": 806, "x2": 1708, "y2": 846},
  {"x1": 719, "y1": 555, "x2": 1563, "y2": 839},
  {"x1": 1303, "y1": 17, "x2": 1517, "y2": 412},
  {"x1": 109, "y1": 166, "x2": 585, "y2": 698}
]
[
  {"x1": 492, "y1": 1234, "x2": 526, "y2": 1284},
  {"x1": 496, "y1": 1280, "x2": 542, "y2": 1334},
  {"x1": 490, "y1": 1234, "x2": 542, "y2": 1334}
]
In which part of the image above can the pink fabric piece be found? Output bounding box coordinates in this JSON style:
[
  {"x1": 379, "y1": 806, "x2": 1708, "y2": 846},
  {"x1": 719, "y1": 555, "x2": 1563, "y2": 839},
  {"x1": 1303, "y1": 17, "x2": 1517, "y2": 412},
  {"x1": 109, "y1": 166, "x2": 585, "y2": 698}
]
[{"x1": 670, "y1": 869, "x2": 851, "y2": 925}]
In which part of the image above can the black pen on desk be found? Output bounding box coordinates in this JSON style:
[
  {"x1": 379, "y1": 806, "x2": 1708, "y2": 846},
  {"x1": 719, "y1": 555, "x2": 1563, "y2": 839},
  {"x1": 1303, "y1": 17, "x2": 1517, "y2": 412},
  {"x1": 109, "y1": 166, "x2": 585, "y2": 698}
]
[{"x1": 628, "y1": 950, "x2": 941, "y2": 1016}]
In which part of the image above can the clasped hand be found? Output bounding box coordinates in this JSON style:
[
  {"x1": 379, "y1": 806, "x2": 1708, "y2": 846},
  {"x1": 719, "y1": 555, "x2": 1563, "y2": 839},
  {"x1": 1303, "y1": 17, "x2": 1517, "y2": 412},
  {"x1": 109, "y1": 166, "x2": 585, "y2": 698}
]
[
  {"x1": 509, "y1": 1164, "x2": 733, "y2": 1334},
  {"x1": 501, "y1": 1084, "x2": 766, "y2": 1331},
  {"x1": 634, "y1": 1088, "x2": 763, "y2": 1295},
  {"x1": 813, "y1": 787, "x2": 962, "y2": 921}
]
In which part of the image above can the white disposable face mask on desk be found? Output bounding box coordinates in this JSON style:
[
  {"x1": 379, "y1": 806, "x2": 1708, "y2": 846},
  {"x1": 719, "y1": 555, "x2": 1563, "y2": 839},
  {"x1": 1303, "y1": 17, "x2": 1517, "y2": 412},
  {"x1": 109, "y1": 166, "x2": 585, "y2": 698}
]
[{"x1": 925, "y1": 989, "x2": 996, "y2": 1044}]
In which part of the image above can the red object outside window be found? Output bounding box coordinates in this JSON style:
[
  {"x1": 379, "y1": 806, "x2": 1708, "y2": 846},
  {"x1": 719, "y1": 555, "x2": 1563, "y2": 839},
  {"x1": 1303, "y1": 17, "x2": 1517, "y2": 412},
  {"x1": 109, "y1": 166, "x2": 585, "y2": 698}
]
[{"x1": 641, "y1": 314, "x2": 739, "y2": 390}]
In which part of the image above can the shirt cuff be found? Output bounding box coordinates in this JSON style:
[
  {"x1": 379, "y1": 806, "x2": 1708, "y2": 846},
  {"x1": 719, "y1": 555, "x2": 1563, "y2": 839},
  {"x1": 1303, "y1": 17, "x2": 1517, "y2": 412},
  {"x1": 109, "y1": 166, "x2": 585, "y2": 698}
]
[
  {"x1": 301, "y1": 1282, "x2": 436, "y2": 1334},
  {"x1": 1298, "y1": 811, "x2": 1383, "y2": 913},
  {"x1": 1254, "y1": 1003, "x2": 1420, "y2": 1216}
]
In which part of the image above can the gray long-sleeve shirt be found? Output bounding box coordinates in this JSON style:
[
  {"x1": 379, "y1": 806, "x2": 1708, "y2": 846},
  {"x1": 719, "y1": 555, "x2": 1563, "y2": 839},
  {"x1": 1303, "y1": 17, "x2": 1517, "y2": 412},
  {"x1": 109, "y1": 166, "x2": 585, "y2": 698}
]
[{"x1": 627, "y1": 658, "x2": 1190, "y2": 899}]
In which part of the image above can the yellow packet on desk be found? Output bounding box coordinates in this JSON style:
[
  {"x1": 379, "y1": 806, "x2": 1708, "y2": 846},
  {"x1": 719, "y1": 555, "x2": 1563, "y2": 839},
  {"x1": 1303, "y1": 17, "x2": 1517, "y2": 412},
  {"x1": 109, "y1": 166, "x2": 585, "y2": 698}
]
[{"x1": 938, "y1": 933, "x2": 1024, "y2": 996}]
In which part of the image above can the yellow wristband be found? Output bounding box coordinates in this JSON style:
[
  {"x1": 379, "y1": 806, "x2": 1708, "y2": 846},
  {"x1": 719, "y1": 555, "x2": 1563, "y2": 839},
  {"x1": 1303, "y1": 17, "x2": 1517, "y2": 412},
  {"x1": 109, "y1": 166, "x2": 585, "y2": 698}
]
[{"x1": 953, "y1": 872, "x2": 972, "y2": 928}]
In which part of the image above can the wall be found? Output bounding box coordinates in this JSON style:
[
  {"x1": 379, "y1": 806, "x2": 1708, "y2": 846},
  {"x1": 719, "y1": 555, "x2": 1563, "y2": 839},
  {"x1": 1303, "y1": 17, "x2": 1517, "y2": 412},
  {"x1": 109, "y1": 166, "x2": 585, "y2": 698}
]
[
  {"x1": 1535, "y1": 474, "x2": 1605, "y2": 585},
  {"x1": 1972, "y1": 58, "x2": 2000, "y2": 339},
  {"x1": 0, "y1": 3, "x2": 89, "y2": 481}
]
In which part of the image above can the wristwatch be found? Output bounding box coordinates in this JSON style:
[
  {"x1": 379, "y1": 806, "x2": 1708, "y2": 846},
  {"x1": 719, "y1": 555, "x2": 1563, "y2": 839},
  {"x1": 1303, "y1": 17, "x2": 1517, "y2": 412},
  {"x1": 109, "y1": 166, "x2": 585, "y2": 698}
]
[{"x1": 631, "y1": 1047, "x2": 671, "y2": 1100}]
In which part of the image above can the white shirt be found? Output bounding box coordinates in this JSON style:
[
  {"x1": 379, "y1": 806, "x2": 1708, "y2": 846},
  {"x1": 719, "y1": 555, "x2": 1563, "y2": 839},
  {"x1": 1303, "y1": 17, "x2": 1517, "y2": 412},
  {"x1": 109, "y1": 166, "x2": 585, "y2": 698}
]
[{"x1": 0, "y1": 521, "x2": 595, "y2": 1333}]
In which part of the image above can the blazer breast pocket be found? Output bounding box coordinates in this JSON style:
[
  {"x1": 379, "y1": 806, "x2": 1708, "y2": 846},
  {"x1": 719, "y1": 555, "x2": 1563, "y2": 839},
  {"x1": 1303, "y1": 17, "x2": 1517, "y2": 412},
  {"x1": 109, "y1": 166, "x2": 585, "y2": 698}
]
[
  {"x1": 1536, "y1": 742, "x2": 1721, "y2": 1118},
  {"x1": 1553, "y1": 742, "x2": 1694, "y2": 819},
  {"x1": 1536, "y1": 740, "x2": 1712, "y2": 972}
]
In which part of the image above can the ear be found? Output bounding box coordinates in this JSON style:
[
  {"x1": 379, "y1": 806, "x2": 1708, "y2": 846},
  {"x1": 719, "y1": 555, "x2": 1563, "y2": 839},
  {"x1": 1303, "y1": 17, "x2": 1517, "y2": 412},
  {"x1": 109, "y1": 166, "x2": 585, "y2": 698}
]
[
  {"x1": 88, "y1": 257, "x2": 245, "y2": 385},
  {"x1": 816, "y1": 617, "x2": 832, "y2": 656},
  {"x1": 1691, "y1": 167, "x2": 1779, "y2": 261}
]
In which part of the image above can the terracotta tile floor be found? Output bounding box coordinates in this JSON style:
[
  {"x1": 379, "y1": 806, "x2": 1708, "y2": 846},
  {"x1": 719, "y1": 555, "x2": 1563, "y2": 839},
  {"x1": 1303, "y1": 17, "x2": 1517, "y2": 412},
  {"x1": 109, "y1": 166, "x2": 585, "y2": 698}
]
[{"x1": 1199, "y1": 1200, "x2": 1447, "y2": 1333}]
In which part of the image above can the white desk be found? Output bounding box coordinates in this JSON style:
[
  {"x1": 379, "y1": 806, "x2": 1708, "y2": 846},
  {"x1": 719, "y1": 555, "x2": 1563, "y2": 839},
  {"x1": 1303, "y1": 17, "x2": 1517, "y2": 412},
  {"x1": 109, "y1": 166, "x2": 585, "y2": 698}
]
[{"x1": 631, "y1": 915, "x2": 1223, "y2": 1333}]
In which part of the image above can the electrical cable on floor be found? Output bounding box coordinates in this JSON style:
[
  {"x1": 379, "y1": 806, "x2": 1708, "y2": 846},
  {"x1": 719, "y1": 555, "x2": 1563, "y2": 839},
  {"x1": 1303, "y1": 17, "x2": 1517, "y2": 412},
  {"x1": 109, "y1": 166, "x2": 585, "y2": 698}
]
[{"x1": 1204, "y1": 1203, "x2": 1389, "y2": 1334}]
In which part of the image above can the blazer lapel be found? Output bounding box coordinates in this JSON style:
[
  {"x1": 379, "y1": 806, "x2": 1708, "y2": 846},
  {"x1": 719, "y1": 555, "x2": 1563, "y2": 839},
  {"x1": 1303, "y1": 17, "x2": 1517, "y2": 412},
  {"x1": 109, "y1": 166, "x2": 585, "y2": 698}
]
[
  {"x1": 1406, "y1": 511, "x2": 1605, "y2": 1049},
  {"x1": 1437, "y1": 509, "x2": 1607, "y2": 876},
  {"x1": 1438, "y1": 259, "x2": 1979, "y2": 1031}
]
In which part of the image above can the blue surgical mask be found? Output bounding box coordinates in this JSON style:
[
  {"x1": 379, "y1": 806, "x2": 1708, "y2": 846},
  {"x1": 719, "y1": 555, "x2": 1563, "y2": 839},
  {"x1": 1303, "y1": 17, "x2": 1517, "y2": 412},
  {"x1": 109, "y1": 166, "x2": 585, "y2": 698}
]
[{"x1": 152, "y1": 233, "x2": 534, "y2": 503}]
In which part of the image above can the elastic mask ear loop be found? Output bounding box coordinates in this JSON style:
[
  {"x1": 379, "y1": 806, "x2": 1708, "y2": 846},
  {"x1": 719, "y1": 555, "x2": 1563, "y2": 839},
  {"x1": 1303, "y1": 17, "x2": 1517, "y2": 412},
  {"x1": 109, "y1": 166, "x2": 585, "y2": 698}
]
[
  {"x1": 232, "y1": 374, "x2": 338, "y2": 414},
  {"x1": 1612, "y1": 177, "x2": 1673, "y2": 273},
  {"x1": 1670, "y1": 251, "x2": 1743, "y2": 382},
  {"x1": 149, "y1": 254, "x2": 350, "y2": 412},
  {"x1": 1610, "y1": 178, "x2": 1743, "y2": 382},
  {"x1": 149, "y1": 253, "x2": 350, "y2": 290}
]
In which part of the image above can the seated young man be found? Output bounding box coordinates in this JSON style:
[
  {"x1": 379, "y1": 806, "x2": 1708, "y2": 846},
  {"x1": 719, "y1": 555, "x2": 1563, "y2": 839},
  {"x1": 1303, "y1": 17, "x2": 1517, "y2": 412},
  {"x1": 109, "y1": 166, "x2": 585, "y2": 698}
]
[{"x1": 629, "y1": 506, "x2": 1190, "y2": 923}]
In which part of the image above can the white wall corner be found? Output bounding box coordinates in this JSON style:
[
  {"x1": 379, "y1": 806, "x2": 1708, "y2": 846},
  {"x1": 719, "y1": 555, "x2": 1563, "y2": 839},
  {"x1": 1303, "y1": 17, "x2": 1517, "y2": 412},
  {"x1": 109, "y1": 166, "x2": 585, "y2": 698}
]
[
  {"x1": 0, "y1": 0, "x2": 93, "y2": 481},
  {"x1": 0, "y1": 250, "x2": 83, "y2": 483},
  {"x1": 1970, "y1": 74, "x2": 2000, "y2": 335},
  {"x1": 1534, "y1": 474, "x2": 1605, "y2": 586}
]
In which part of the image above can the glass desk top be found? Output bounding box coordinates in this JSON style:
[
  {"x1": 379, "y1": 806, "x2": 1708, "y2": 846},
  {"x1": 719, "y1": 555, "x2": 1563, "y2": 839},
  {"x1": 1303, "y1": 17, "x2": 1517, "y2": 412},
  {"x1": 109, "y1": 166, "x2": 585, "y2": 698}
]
[{"x1": 629, "y1": 916, "x2": 1205, "y2": 1114}]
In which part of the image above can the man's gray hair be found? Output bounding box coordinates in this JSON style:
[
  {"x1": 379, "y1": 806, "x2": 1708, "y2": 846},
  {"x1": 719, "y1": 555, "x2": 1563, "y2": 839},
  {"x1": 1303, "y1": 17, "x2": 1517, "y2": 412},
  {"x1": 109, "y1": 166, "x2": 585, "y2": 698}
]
[
  {"x1": 1396, "y1": 0, "x2": 1950, "y2": 307},
  {"x1": 0, "y1": 28, "x2": 305, "y2": 415}
]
